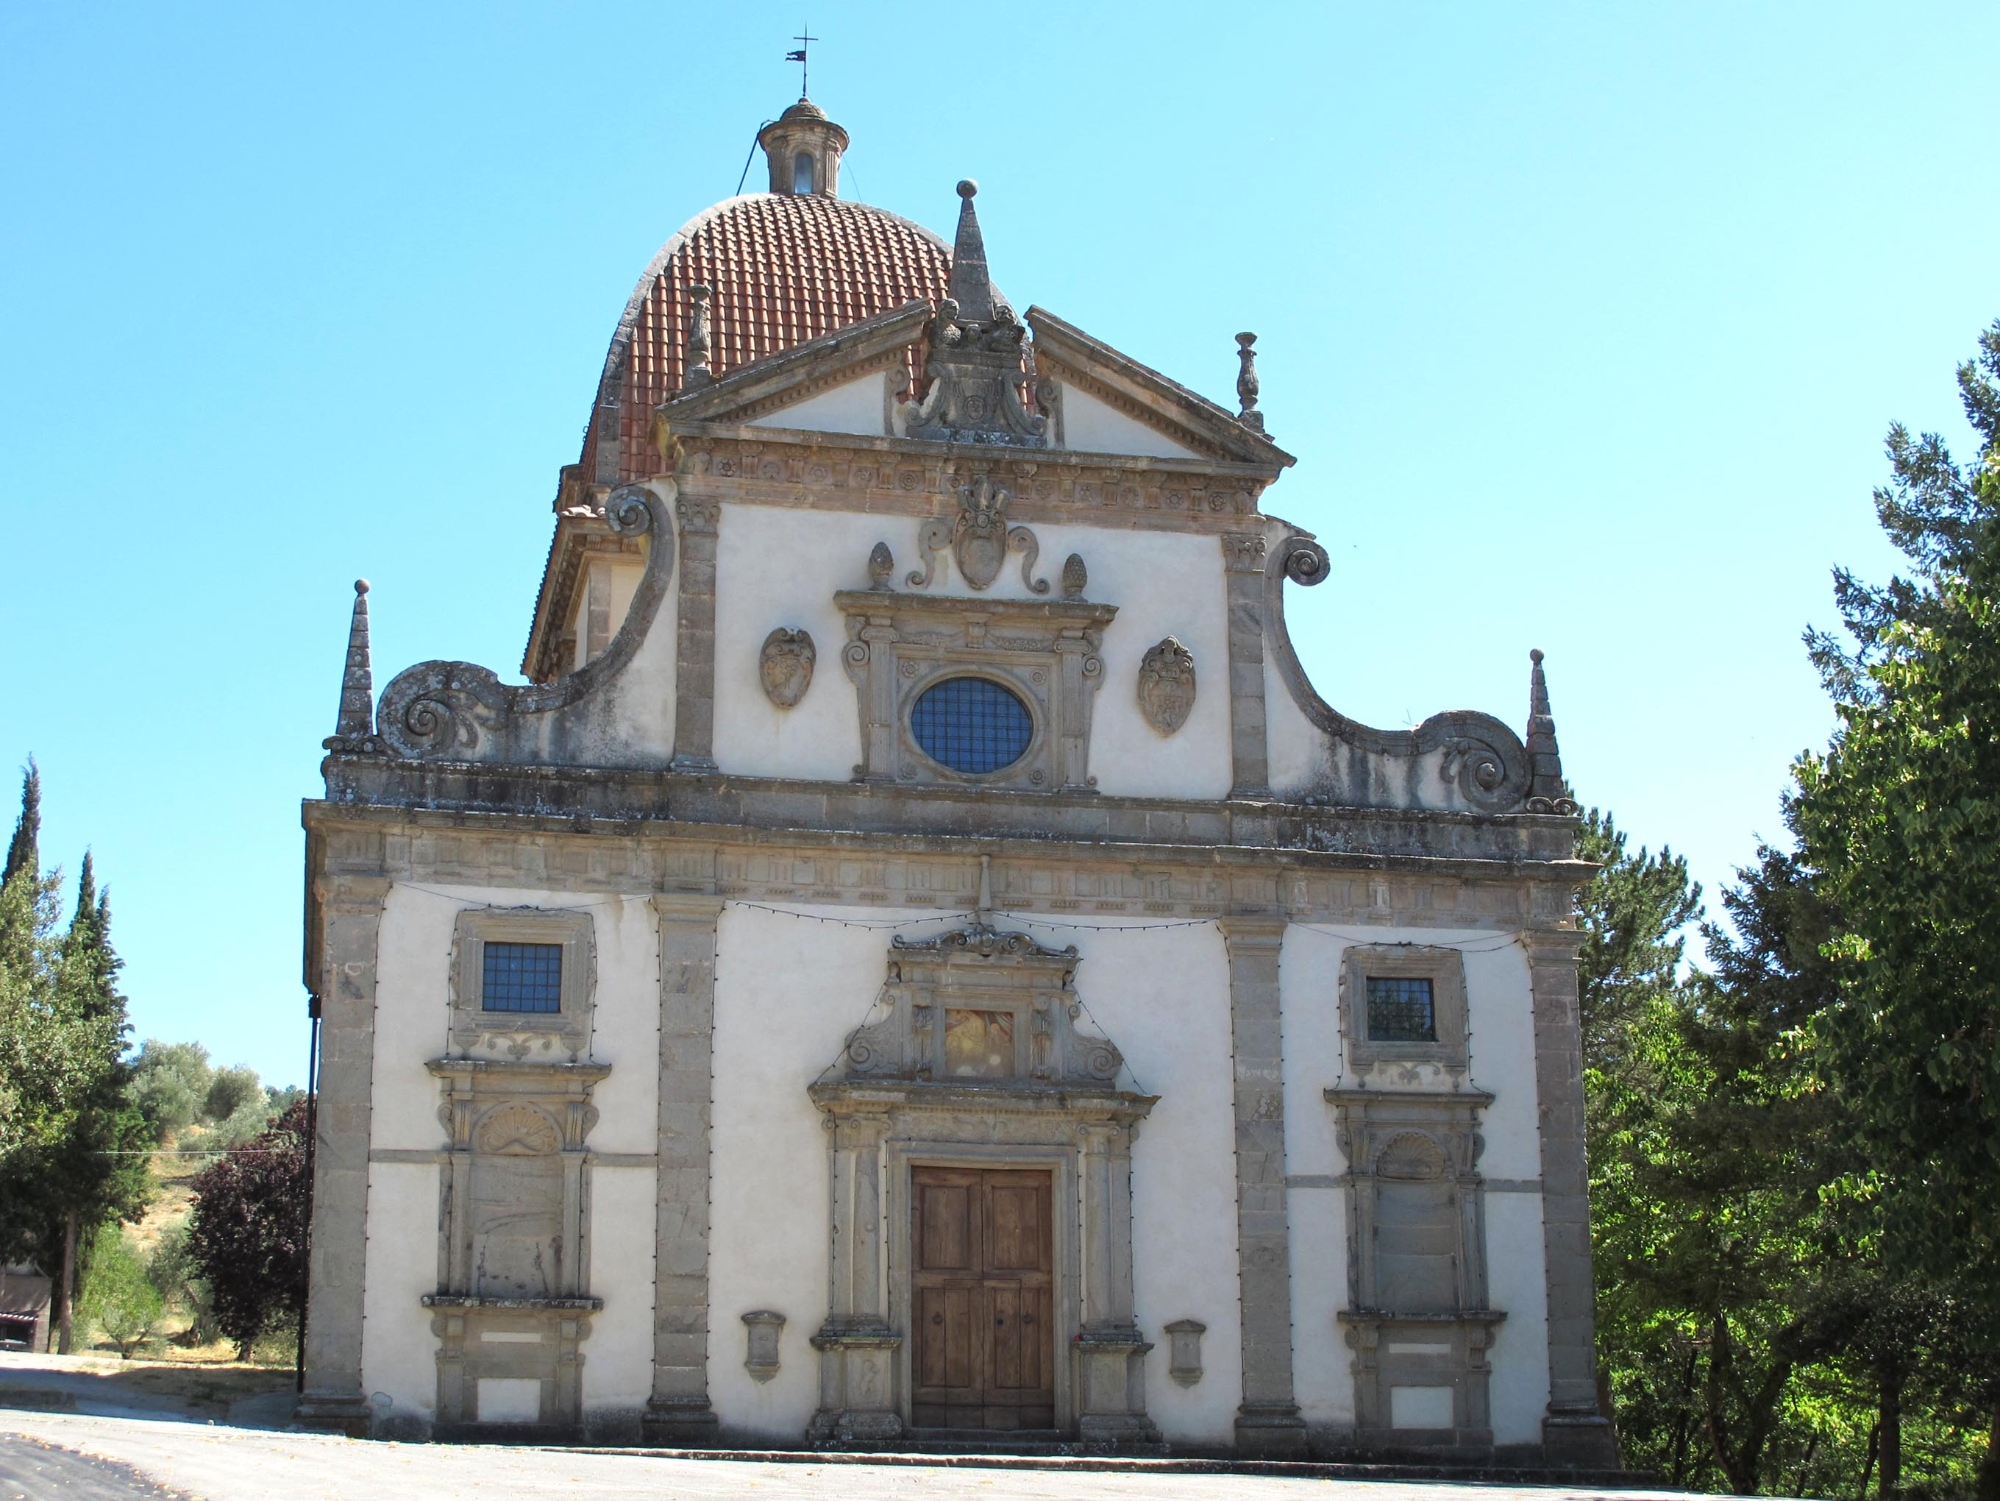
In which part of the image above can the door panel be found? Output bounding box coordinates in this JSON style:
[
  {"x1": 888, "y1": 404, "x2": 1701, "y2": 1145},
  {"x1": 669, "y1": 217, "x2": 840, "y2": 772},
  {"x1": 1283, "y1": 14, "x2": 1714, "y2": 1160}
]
[{"x1": 911, "y1": 1166, "x2": 1054, "y2": 1430}]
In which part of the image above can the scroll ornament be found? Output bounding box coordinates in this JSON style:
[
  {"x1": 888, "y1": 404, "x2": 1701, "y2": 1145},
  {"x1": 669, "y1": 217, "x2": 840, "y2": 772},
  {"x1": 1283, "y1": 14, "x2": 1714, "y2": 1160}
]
[
  {"x1": 1137, "y1": 637, "x2": 1197, "y2": 736},
  {"x1": 907, "y1": 475, "x2": 1047, "y2": 594},
  {"x1": 759, "y1": 628, "x2": 816, "y2": 708}
]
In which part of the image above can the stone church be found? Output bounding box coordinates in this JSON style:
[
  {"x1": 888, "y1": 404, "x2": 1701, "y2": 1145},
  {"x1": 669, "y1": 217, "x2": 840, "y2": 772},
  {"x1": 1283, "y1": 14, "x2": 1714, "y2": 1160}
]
[{"x1": 298, "y1": 96, "x2": 1616, "y2": 1465}]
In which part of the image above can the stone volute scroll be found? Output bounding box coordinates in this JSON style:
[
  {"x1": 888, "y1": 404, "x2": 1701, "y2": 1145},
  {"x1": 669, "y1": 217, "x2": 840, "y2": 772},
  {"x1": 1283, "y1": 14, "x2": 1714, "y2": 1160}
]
[
  {"x1": 759, "y1": 628, "x2": 816, "y2": 707},
  {"x1": 1137, "y1": 637, "x2": 1197, "y2": 736},
  {"x1": 906, "y1": 475, "x2": 1048, "y2": 594}
]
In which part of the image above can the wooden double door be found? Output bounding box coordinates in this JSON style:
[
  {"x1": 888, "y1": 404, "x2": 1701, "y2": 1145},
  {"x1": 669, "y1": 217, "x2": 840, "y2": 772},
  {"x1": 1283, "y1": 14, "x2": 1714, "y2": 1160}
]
[{"x1": 910, "y1": 1167, "x2": 1055, "y2": 1431}]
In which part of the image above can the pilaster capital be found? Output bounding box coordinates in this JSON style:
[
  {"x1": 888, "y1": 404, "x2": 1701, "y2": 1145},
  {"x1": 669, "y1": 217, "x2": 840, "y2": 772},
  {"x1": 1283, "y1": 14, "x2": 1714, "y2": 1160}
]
[
  {"x1": 675, "y1": 495, "x2": 722, "y2": 534},
  {"x1": 1520, "y1": 926, "x2": 1584, "y2": 966},
  {"x1": 650, "y1": 892, "x2": 727, "y2": 925},
  {"x1": 315, "y1": 873, "x2": 392, "y2": 913},
  {"x1": 1217, "y1": 914, "x2": 1287, "y2": 952},
  {"x1": 1221, "y1": 531, "x2": 1270, "y2": 574}
]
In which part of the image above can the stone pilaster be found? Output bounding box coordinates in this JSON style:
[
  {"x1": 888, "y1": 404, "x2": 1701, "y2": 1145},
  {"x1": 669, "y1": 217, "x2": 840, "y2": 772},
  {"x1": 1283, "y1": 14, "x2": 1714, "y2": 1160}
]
[
  {"x1": 1524, "y1": 927, "x2": 1620, "y2": 1468},
  {"x1": 809, "y1": 1104, "x2": 901, "y2": 1442},
  {"x1": 641, "y1": 894, "x2": 726, "y2": 1446},
  {"x1": 670, "y1": 496, "x2": 721, "y2": 774},
  {"x1": 295, "y1": 862, "x2": 390, "y2": 1435},
  {"x1": 1221, "y1": 532, "x2": 1271, "y2": 799},
  {"x1": 1075, "y1": 1116, "x2": 1159, "y2": 1450},
  {"x1": 1218, "y1": 915, "x2": 1306, "y2": 1457}
]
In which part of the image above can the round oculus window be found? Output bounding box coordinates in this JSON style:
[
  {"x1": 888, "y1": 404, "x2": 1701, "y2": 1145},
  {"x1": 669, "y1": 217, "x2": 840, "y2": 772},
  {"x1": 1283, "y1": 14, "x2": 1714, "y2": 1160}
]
[{"x1": 909, "y1": 677, "x2": 1033, "y2": 774}]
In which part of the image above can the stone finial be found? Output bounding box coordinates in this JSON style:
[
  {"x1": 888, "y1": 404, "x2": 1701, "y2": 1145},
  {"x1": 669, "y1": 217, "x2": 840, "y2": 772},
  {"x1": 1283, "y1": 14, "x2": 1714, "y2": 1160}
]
[
  {"x1": 1524, "y1": 648, "x2": 1577, "y2": 815},
  {"x1": 1060, "y1": 552, "x2": 1088, "y2": 601},
  {"x1": 686, "y1": 284, "x2": 714, "y2": 389},
  {"x1": 947, "y1": 180, "x2": 996, "y2": 325},
  {"x1": 867, "y1": 541, "x2": 895, "y2": 591},
  {"x1": 324, "y1": 580, "x2": 376, "y2": 753},
  {"x1": 1235, "y1": 332, "x2": 1265, "y2": 432}
]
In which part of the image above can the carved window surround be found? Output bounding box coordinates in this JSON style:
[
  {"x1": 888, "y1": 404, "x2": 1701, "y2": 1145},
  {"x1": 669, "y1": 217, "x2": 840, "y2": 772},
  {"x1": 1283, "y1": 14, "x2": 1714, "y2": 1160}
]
[
  {"x1": 804, "y1": 925, "x2": 1160, "y2": 1450},
  {"x1": 836, "y1": 591, "x2": 1116, "y2": 792},
  {"x1": 1325, "y1": 1085, "x2": 1501, "y2": 1450},
  {"x1": 1339, "y1": 944, "x2": 1471, "y2": 1087},
  {"x1": 449, "y1": 908, "x2": 595, "y2": 1062},
  {"x1": 424, "y1": 1057, "x2": 610, "y2": 1439}
]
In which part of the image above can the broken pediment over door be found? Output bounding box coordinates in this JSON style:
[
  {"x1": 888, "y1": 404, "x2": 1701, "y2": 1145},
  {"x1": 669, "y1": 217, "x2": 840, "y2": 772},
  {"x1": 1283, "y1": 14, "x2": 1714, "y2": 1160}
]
[{"x1": 830, "y1": 924, "x2": 1123, "y2": 1087}]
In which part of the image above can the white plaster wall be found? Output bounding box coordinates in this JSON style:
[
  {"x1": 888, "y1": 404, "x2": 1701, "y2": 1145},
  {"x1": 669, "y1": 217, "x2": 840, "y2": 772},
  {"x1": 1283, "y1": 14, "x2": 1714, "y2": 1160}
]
[
  {"x1": 363, "y1": 882, "x2": 665, "y2": 1419},
  {"x1": 708, "y1": 903, "x2": 941, "y2": 1439},
  {"x1": 1279, "y1": 924, "x2": 1548, "y2": 1431},
  {"x1": 709, "y1": 505, "x2": 1232, "y2": 798},
  {"x1": 1485, "y1": 1192, "x2": 1552, "y2": 1445},
  {"x1": 706, "y1": 904, "x2": 1243, "y2": 1444},
  {"x1": 573, "y1": 519, "x2": 677, "y2": 764},
  {"x1": 583, "y1": 1164, "x2": 658, "y2": 1416},
  {"x1": 746, "y1": 371, "x2": 889, "y2": 437},
  {"x1": 359, "y1": 1161, "x2": 440, "y2": 1424},
  {"x1": 1265, "y1": 654, "x2": 1326, "y2": 801},
  {"x1": 1059, "y1": 386, "x2": 1201, "y2": 460},
  {"x1": 1061, "y1": 920, "x2": 1242, "y2": 1443}
]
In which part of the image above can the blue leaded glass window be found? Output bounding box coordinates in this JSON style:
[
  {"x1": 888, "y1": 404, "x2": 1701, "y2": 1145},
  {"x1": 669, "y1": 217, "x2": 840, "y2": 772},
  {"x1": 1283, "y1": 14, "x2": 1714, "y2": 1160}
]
[
  {"x1": 482, "y1": 941, "x2": 564, "y2": 1013},
  {"x1": 1365, "y1": 976, "x2": 1436, "y2": 1042},
  {"x1": 909, "y1": 677, "x2": 1033, "y2": 774}
]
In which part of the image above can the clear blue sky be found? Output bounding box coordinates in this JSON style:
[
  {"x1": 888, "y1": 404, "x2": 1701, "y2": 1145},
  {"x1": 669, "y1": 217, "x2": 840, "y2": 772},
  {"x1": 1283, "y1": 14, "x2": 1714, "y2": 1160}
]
[{"x1": 2, "y1": 3, "x2": 1994, "y2": 1086}]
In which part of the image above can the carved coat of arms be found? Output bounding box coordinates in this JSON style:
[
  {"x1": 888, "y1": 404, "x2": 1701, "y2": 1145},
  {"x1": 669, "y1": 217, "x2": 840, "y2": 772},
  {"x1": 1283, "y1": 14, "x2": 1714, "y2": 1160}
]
[
  {"x1": 1137, "y1": 637, "x2": 1197, "y2": 736},
  {"x1": 908, "y1": 476, "x2": 1048, "y2": 594},
  {"x1": 759, "y1": 627, "x2": 816, "y2": 708}
]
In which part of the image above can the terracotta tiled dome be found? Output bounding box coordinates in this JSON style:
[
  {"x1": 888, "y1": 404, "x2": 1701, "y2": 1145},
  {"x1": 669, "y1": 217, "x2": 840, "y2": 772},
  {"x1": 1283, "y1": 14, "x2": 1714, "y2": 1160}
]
[{"x1": 580, "y1": 191, "x2": 953, "y2": 486}]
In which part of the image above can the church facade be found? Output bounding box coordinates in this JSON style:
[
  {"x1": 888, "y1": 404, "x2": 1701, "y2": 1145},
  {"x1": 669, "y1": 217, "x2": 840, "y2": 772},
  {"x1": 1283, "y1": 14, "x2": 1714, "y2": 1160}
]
[{"x1": 297, "y1": 98, "x2": 1616, "y2": 1465}]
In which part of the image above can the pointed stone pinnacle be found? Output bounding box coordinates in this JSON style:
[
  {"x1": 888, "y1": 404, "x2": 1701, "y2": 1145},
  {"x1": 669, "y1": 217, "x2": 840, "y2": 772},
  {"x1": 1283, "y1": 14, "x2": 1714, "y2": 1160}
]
[
  {"x1": 947, "y1": 179, "x2": 995, "y2": 325},
  {"x1": 327, "y1": 579, "x2": 375, "y2": 752},
  {"x1": 1524, "y1": 648, "x2": 1575, "y2": 814}
]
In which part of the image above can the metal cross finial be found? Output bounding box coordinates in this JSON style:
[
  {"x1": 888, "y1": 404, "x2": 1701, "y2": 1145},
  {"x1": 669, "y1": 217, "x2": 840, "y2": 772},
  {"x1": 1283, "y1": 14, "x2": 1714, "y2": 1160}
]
[{"x1": 786, "y1": 26, "x2": 817, "y2": 96}]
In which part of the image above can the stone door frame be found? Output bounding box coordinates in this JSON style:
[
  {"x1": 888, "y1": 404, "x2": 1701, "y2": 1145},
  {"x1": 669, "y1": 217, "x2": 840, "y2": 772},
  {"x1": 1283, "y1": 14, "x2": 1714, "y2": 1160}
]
[{"x1": 887, "y1": 1139, "x2": 1079, "y2": 1434}]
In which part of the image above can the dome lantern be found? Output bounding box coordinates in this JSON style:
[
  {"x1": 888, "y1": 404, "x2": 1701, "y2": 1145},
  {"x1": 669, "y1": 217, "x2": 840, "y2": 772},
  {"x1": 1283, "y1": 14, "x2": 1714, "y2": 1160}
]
[{"x1": 757, "y1": 98, "x2": 849, "y2": 198}]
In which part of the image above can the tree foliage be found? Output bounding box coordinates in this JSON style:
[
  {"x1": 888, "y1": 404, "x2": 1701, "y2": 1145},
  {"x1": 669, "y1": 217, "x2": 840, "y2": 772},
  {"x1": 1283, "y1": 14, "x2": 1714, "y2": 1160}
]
[{"x1": 184, "y1": 1100, "x2": 309, "y2": 1361}]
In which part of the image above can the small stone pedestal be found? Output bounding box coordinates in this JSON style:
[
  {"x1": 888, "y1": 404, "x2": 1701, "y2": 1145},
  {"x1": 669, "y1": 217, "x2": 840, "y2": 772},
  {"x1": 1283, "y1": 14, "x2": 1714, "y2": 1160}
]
[
  {"x1": 1074, "y1": 1325, "x2": 1162, "y2": 1452},
  {"x1": 808, "y1": 1326, "x2": 904, "y2": 1444}
]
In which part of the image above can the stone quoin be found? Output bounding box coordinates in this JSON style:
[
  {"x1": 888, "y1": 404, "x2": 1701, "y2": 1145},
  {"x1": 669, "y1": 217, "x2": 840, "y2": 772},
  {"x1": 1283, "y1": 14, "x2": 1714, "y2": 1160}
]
[{"x1": 297, "y1": 94, "x2": 1615, "y2": 1467}]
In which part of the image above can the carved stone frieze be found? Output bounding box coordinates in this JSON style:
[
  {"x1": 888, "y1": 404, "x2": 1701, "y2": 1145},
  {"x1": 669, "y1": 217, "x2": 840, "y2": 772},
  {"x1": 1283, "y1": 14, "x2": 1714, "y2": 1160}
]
[
  {"x1": 907, "y1": 476, "x2": 1049, "y2": 594},
  {"x1": 758, "y1": 628, "x2": 816, "y2": 708},
  {"x1": 1137, "y1": 637, "x2": 1197, "y2": 736}
]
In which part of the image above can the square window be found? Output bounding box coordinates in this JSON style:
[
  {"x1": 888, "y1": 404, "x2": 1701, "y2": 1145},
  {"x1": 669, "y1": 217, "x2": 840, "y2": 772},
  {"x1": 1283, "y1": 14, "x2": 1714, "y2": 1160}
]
[
  {"x1": 482, "y1": 942, "x2": 564, "y2": 1014},
  {"x1": 1366, "y1": 976, "x2": 1436, "y2": 1042}
]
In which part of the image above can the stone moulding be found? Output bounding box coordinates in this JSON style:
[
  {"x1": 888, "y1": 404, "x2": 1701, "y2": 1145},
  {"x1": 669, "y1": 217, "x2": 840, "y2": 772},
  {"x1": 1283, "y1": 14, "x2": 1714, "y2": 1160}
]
[
  {"x1": 834, "y1": 588, "x2": 1116, "y2": 793},
  {"x1": 1261, "y1": 531, "x2": 1536, "y2": 814},
  {"x1": 371, "y1": 482, "x2": 676, "y2": 763}
]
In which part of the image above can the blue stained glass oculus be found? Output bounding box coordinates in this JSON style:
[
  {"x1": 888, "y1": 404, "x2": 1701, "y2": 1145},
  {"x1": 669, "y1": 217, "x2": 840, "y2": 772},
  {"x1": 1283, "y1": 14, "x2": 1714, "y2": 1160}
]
[
  {"x1": 909, "y1": 676, "x2": 1033, "y2": 774},
  {"x1": 1365, "y1": 976, "x2": 1436, "y2": 1042},
  {"x1": 482, "y1": 941, "x2": 564, "y2": 1013}
]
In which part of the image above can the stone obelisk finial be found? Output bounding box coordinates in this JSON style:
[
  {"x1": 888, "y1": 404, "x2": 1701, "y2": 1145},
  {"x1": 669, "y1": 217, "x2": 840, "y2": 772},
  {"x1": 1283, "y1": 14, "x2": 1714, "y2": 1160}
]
[
  {"x1": 1524, "y1": 648, "x2": 1577, "y2": 814},
  {"x1": 685, "y1": 284, "x2": 715, "y2": 389},
  {"x1": 947, "y1": 180, "x2": 996, "y2": 325},
  {"x1": 324, "y1": 580, "x2": 376, "y2": 753},
  {"x1": 1235, "y1": 332, "x2": 1265, "y2": 432}
]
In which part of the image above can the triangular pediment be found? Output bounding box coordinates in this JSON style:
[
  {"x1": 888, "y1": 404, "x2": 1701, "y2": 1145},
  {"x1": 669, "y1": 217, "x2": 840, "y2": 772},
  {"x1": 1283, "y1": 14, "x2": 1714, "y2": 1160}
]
[
  {"x1": 1027, "y1": 307, "x2": 1294, "y2": 468},
  {"x1": 653, "y1": 298, "x2": 933, "y2": 432}
]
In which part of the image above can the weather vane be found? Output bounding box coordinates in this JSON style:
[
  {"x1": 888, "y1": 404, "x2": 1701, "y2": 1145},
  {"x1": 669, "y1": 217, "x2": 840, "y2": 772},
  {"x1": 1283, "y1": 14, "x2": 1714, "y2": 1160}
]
[{"x1": 785, "y1": 26, "x2": 816, "y2": 97}]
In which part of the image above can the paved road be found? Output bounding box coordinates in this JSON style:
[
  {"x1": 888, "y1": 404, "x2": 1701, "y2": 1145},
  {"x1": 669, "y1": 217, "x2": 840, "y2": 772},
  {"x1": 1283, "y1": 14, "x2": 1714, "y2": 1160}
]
[
  {"x1": 0, "y1": 1411, "x2": 1709, "y2": 1501},
  {"x1": 0, "y1": 1434, "x2": 185, "y2": 1500}
]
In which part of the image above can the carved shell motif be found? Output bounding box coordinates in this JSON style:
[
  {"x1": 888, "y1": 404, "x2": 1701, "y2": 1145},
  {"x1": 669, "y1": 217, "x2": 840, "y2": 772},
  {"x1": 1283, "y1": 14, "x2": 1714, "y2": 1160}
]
[
  {"x1": 474, "y1": 1103, "x2": 562, "y2": 1156},
  {"x1": 1137, "y1": 637, "x2": 1197, "y2": 736},
  {"x1": 759, "y1": 628, "x2": 816, "y2": 708}
]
